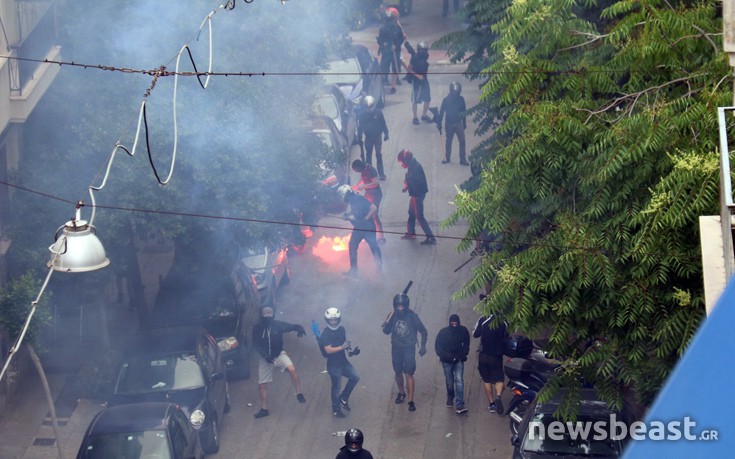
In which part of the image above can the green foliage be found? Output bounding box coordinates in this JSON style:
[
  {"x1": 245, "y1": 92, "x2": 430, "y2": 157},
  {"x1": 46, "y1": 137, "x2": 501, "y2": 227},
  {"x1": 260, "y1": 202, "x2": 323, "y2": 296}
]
[
  {"x1": 444, "y1": 0, "x2": 726, "y2": 416},
  {"x1": 0, "y1": 273, "x2": 52, "y2": 353}
]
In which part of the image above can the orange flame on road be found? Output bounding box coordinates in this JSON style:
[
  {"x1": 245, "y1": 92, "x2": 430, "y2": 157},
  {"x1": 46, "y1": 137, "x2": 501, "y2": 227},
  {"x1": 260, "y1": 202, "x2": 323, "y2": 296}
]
[{"x1": 311, "y1": 235, "x2": 351, "y2": 270}]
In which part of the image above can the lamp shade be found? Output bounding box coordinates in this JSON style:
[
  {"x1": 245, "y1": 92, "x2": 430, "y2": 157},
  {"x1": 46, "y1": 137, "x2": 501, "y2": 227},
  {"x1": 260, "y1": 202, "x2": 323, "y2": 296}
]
[{"x1": 48, "y1": 220, "x2": 110, "y2": 273}]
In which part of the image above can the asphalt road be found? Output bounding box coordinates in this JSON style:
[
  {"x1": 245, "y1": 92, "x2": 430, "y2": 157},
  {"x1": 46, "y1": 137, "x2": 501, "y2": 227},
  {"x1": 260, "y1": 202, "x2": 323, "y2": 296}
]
[{"x1": 215, "y1": 4, "x2": 515, "y2": 458}]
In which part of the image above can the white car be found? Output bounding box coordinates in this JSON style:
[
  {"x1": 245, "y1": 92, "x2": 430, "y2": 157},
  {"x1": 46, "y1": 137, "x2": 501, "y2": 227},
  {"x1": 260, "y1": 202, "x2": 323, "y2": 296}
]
[{"x1": 241, "y1": 243, "x2": 290, "y2": 308}]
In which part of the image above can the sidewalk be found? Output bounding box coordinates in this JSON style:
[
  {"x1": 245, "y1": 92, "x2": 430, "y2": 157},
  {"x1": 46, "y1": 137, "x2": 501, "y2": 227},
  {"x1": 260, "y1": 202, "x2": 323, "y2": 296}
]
[{"x1": 0, "y1": 237, "x2": 173, "y2": 459}]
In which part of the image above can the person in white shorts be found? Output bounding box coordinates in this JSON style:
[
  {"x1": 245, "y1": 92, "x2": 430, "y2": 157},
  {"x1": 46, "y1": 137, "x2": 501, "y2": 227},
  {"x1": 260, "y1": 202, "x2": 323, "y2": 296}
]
[{"x1": 251, "y1": 306, "x2": 307, "y2": 418}]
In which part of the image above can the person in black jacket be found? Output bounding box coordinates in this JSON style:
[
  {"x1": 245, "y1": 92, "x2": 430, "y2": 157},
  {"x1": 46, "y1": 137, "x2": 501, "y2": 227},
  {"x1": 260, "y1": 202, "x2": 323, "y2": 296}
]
[
  {"x1": 438, "y1": 81, "x2": 468, "y2": 165},
  {"x1": 434, "y1": 314, "x2": 470, "y2": 414},
  {"x1": 356, "y1": 96, "x2": 389, "y2": 180},
  {"x1": 252, "y1": 306, "x2": 307, "y2": 419},
  {"x1": 402, "y1": 41, "x2": 431, "y2": 125},
  {"x1": 319, "y1": 307, "x2": 360, "y2": 418},
  {"x1": 473, "y1": 295, "x2": 509, "y2": 415},
  {"x1": 338, "y1": 185, "x2": 382, "y2": 277},
  {"x1": 376, "y1": 9, "x2": 404, "y2": 94},
  {"x1": 397, "y1": 149, "x2": 436, "y2": 245},
  {"x1": 382, "y1": 292, "x2": 428, "y2": 412}
]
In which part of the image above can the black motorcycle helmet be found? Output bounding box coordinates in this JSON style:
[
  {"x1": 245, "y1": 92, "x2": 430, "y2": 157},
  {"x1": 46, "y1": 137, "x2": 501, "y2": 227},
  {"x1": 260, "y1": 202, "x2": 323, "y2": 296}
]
[
  {"x1": 450, "y1": 81, "x2": 462, "y2": 95},
  {"x1": 393, "y1": 293, "x2": 409, "y2": 309},
  {"x1": 344, "y1": 428, "x2": 364, "y2": 453}
]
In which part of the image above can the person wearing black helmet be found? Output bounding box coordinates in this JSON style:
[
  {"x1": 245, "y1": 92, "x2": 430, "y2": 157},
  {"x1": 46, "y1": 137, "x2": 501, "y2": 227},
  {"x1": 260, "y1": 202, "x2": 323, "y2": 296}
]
[
  {"x1": 376, "y1": 8, "x2": 404, "y2": 94},
  {"x1": 251, "y1": 306, "x2": 307, "y2": 419},
  {"x1": 319, "y1": 307, "x2": 360, "y2": 419},
  {"x1": 356, "y1": 95, "x2": 389, "y2": 180},
  {"x1": 397, "y1": 149, "x2": 436, "y2": 245},
  {"x1": 337, "y1": 184, "x2": 382, "y2": 277},
  {"x1": 382, "y1": 291, "x2": 428, "y2": 412},
  {"x1": 336, "y1": 428, "x2": 374, "y2": 458},
  {"x1": 438, "y1": 81, "x2": 468, "y2": 165},
  {"x1": 402, "y1": 40, "x2": 431, "y2": 125}
]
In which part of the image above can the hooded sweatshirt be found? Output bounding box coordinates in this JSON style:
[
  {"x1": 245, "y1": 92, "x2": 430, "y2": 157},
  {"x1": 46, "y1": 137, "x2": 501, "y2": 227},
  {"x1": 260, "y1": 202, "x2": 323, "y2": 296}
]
[{"x1": 434, "y1": 314, "x2": 470, "y2": 363}]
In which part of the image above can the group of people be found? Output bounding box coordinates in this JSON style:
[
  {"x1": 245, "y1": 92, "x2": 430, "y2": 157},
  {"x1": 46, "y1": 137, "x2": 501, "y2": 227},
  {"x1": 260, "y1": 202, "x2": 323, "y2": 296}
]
[{"x1": 250, "y1": 292, "x2": 509, "y2": 419}]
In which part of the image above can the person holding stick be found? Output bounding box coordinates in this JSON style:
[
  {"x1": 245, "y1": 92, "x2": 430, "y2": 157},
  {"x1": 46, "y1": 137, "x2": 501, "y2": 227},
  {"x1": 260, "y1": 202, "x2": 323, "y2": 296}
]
[
  {"x1": 382, "y1": 283, "x2": 428, "y2": 412},
  {"x1": 402, "y1": 41, "x2": 431, "y2": 125}
]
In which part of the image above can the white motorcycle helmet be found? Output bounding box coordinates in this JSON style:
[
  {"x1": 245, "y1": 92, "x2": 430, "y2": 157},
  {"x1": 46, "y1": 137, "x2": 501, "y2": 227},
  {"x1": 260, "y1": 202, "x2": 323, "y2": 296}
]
[
  {"x1": 337, "y1": 184, "x2": 352, "y2": 202},
  {"x1": 325, "y1": 307, "x2": 342, "y2": 330}
]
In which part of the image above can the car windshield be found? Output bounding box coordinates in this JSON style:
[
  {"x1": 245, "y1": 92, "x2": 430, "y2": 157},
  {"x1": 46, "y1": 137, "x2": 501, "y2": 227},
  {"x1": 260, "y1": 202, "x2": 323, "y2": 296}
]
[
  {"x1": 80, "y1": 430, "x2": 171, "y2": 459},
  {"x1": 320, "y1": 58, "x2": 361, "y2": 86},
  {"x1": 156, "y1": 276, "x2": 239, "y2": 319},
  {"x1": 521, "y1": 413, "x2": 622, "y2": 456},
  {"x1": 115, "y1": 353, "x2": 205, "y2": 394},
  {"x1": 312, "y1": 95, "x2": 339, "y2": 119}
]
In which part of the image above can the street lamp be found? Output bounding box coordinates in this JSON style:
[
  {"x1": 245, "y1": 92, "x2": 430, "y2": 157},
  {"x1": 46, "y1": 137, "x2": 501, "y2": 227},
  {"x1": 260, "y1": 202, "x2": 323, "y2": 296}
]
[{"x1": 0, "y1": 203, "x2": 109, "y2": 384}]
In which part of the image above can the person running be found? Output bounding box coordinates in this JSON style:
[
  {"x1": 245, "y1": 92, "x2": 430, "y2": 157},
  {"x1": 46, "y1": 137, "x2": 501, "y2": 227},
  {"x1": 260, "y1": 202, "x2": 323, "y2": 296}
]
[
  {"x1": 397, "y1": 149, "x2": 436, "y2": 245},
  {"x1": 251, "y1": 306, "x2": 307, "y2": 419},
  {"x1": 352, "y1": 158, "x2": 385, "y2": 243},
  {"x1": 337, "y1": 185, "x2": 382, "y2": 277},
  {"x1": 319, "y1": 307, "x2": 360, "y2": 418},
  {"x1": 382, "y1": 291, "x2": 428, "y2": 412},
  {"x1": 435, "y1": 314, "x2": 470, "y2": 414}
]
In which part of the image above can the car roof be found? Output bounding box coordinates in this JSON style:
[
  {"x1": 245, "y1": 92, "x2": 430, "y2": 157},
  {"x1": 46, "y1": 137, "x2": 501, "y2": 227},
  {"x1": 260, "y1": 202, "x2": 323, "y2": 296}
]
[
  {"x1": 87, "y1": 403, "x2": 175, "y2": 434},
  {"x1": 534, "y1": 388, "x2": 615, "y2": 418},
  {"x1": 125, "y1": 326, "x2": 210, "y2": 357}
]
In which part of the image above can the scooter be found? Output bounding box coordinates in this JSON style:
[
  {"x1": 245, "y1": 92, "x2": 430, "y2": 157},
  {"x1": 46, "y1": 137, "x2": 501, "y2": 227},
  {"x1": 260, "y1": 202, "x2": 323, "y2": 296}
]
[{"x1": 504, "y1": 347, "x2": 561, "y2": 436}]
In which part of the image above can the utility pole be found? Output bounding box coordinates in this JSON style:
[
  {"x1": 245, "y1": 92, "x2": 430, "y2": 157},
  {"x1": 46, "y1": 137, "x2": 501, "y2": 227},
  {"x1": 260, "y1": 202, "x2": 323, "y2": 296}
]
[{"x1": 720, "y1": 0, "x2": 735, "y2": 281}]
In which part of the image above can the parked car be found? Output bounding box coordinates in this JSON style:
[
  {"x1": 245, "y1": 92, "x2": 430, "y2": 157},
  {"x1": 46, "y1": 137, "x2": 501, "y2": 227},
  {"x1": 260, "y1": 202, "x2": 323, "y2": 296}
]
[
  {"x1": 319, "y1": 46, "x2": 385, "y2": 110},
  {"x1": 511, "y1": 388, "x2": 625, "y2": 459},
  {"x1": 147, "y1": 259, "x2": 262, "y2": 380},
  {"x1": 312, "y1": 84, "x2": 357, "y2": 148},
  {"x1": 309, "y1": 114, "x2": 351, "y2": 214},
  {"x1": 241, "y1": 241, "x2": 290, "y2": 308},
  {"x1": 76, "y1": 402, "x2": 204, "y2": 459},
  {"x1": 109, "y1": 326, "x2": 230, "y2": 454}
]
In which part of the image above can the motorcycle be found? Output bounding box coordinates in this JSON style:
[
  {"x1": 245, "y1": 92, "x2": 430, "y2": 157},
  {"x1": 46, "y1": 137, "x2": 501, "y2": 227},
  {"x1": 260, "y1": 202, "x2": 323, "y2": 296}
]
[{"x1": 504, "y1": 345, "x2": 561, "y2": 436}]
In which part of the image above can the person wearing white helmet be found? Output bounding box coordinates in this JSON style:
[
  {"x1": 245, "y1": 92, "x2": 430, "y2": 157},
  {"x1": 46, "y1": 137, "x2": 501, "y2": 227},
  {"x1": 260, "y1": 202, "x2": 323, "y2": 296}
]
[
  {"x1": 337, "y1": 184, "x2": 382, "y2": 277},
  {"x1": 319, "y1": 307, "x2": 361, "y2": 418},
  {"x1": 356, "y1": 95, "x2": 389, "y2": 180}
]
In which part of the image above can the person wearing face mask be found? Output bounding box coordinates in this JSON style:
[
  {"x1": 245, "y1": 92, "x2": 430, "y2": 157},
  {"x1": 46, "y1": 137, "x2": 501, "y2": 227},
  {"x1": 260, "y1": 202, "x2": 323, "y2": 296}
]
[
  {"x1": 381, "y1": 292, "x2": 428, "y2": 412},
  {"x1": 319, "y1": 307, "x2": 360, "y2": 418},
  {"x1": 251, "y1": 306, "x2": 307, "y2": 419},
  {"x1": 397, "y1": 149, "x2": 436, "y2": 245},
  {"x1": 434, "y1": 314, "x2": 470, "y2": 415},
  {"x1": 335, "y1": 428, "x2": 373, "y2": 459}
]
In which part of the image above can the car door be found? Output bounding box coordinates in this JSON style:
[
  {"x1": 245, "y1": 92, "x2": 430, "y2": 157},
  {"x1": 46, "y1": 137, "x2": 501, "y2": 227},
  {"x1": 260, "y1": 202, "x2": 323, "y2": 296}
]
[{"x1": 200, "y1": 335, "x2": 226, "y2": 423}]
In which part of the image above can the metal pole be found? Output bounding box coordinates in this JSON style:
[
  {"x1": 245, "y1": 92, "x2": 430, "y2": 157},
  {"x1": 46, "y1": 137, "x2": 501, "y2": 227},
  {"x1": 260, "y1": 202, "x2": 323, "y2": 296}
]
[{"x1": 721, "y1": 1, "x2": 735, "y2": 281}]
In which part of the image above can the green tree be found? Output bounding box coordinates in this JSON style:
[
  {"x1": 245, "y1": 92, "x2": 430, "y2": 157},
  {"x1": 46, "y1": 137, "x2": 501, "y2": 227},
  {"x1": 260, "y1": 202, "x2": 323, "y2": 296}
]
[
  {"x1": 444, "y1": 0, "x2": 727, "y2": 417},
  {"x1": 7, "y1": 0, "x2": 353, "y2": 295}
]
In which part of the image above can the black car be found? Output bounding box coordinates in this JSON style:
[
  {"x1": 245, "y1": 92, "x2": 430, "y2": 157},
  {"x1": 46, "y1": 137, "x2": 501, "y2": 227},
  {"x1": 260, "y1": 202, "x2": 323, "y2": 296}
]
[
  {"x1": 511, "y1": 388, "x2": 625, "y2": 458},
  {"x1": 147, "y1": 259, "x2": 262, "y2": 380},
  {"x1": 76, "y1": 402, "x2": 204, "y2": 459},
  {"x1": 109, "y1": 326, "x2": 230, "y2": 454}
]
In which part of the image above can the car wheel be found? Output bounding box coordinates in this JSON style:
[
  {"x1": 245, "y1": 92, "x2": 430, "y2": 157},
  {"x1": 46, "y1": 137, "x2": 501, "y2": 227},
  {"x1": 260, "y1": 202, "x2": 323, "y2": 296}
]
[
  {"x1": 224, "y1": 385, "x2": 231, "y2": 413},
  {"x1": 509, "y1": 400, "x2": 529, "y2": 436},
  {"x1": 202, "y1": 416, "x2": 220, "y2": 454}
]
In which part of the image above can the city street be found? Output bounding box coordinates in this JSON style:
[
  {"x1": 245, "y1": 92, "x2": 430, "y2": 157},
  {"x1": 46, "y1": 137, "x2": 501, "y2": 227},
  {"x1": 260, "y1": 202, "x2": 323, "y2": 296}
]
[{"x1": 212, "y1": 4, "x2": 514, "y2": 458}]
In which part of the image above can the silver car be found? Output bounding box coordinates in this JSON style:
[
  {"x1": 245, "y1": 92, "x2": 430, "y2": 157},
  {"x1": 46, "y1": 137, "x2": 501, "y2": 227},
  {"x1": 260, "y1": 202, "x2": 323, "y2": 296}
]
[{"x1": 241, "y1": 243, "x2": 290, "y2": 308}]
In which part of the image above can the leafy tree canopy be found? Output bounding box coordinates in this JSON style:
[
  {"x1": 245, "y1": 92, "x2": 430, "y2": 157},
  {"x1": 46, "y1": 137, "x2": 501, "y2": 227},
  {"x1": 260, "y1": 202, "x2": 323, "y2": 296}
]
[{"x1": 443, "y1": 0, "x2": 728, "y2": 417}]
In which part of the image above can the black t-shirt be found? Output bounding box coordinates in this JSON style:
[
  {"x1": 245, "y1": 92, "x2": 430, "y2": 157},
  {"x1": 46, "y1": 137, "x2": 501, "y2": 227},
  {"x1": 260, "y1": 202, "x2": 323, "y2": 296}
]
[{"x1": 319, "y1": 326, "x2": 348, "y2": 367}]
